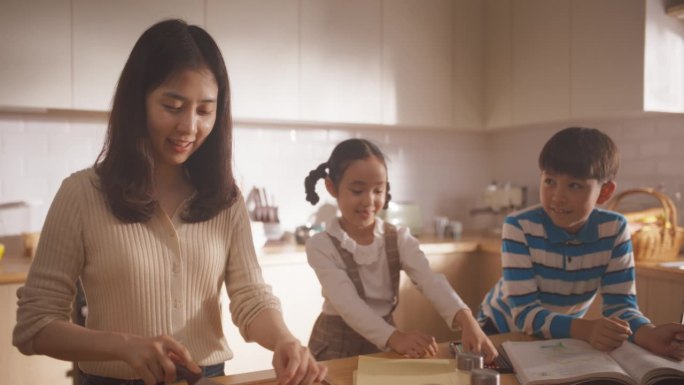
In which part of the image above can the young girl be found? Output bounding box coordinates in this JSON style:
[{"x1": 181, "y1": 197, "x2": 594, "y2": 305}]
[
  {"x1": 13, "y1": 19, "x2": 325, "y2": 385},
  {"x1": 304, "y1": 138, "x2": 497, "y2": 361}
]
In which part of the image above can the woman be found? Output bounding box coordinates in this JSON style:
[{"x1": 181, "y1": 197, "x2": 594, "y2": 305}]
[{"x1": 13, "y1": 19, "x2": 326, "y2": 385}]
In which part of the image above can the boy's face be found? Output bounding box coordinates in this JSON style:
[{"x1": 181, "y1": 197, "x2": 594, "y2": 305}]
[{"x1": 539, "y1": 171, "x2": 615, "y2": 234}]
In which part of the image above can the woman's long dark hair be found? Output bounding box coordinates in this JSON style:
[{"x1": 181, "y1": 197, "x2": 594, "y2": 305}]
[
  {"x1": 95, "y1": 19, "x2": 237, "y2": 223},
  {"x1": 304, "y1": 138, "x2": 391, "y2": 209}
]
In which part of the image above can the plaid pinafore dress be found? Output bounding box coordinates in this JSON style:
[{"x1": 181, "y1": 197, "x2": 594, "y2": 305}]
[{"x1": 307, "y1": 222, "x2": 401, "y2": 360}]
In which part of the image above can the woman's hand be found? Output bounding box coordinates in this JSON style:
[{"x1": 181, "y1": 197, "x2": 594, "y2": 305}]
[
  {"x1": 30, "y1": 321, "x2": 200, "y2": 385},
  {"x1": 452, "y1": 309, "x2": 498, "y2": 364},
  {"x1": 272, "y1": 339, "x2": 328, "y2": 385},
  {"x1": 571, "y1": 317, "x2": 632, "y2": 351},
  {"x1": 244, "y1": 309, "x2": 327, "y2": 384},
  {"x1": 117, "y1": 334, "x2": 200, "y2": 385},
  {"x1": 386, "y1": 330, "x2": 438, "y2": 358},
  {"x1": 634, "y1": 323, "x2": 684, "y2": 361}
]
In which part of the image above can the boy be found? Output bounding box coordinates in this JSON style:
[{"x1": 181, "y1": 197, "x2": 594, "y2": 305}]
[{"x1": 478, "y1": 127, "x2": 684, "y2": 360}]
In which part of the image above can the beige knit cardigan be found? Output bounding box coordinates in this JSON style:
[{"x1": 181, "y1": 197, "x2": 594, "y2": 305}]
[{"x1": 13, "y1": 168, "x2": 281, "y2": 379}]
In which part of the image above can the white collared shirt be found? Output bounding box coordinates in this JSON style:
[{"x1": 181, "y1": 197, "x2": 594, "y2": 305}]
[{"x1": 306, "y1": 217, "x2": 468, "y2": 349}]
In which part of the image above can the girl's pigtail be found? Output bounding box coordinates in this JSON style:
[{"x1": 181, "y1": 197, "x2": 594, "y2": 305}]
[
  {"x1": 384, "y1": 181, "x2": 392, "y2": 209},
  {"x1": 304, "y1": 162, "x2": 329, "y2": 205}
]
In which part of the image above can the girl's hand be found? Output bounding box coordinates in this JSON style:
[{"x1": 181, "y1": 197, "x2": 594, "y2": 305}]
[
  {"x1": 272, "y1": 339, "x2": 328, "y2": 385},
  {"x1": 386, "y1": 330, "x2": 438, "y2": 358},
  {"x1": 634, "y1": 323, "x2": 684, "y2": 361},
  {"x1": 453, "y1": 309, "x2": 498, "y2": 364},
  {"x1": 572, "y1": 317, "x2": 631, "y2": 351},
  {"x1": 116, "y1": 334, "x2": 200, "y2": 385}
]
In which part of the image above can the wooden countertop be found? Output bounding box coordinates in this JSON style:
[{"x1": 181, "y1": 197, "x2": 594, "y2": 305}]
[
  {"x1": 2, "y1": 231, "x2": 683, "y2": 283},
  {"x1": 0, "y1": 254, "x2": 31, "y2": 284},
  {"x1": 256, "y1": 233, "x2": 485, "y2": 267},
  {"x1": 178, "y1": 333, "x2": 534, "y2": 385},
  {"x1": 635, "y1": 259, "x2": 684, "y2": 280},
  {"x1": 0, "y1": 234, "x2": 485, "y2": 284}
]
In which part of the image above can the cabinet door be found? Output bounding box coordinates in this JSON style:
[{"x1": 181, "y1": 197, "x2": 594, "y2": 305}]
[
  {"x1": 72, "y1": 1, "x2": 204, "y2": 111},
  {"x1": 636, "y1": 272, "x2": 684, "y2": 326},
  {"x1": 571, "y1": 0, "x2": 644, "y2": 118},
  {"x1": 382, "y1": 0, "x2": 457, "y2": 128},
  {"x1": 511, "y1": 0, "x2": 571, "y2": 125},
  {"x1": 206, "y1": 0, "x2": 299, "y2": 121},
  {"x1": 484, "y1": 0, "x2": 513, "y2": 128},
  {"x1": 220, "y1": 261, "x2": 323, "y2": 374},
  {"x1": 452, "y1": 0, "x2": 485, "y2": 129},
  {"x1": 394, "y1": 250, "x2": 502, "y2": 343},
  {"x1": 1, "y1": 283, "x2": 72, "y2": 385},
  {"x1": 0, "y1": 0, "x2": 71, "y2": 109},
  {"x1": 300, "y1": 0, "x2": 382, "y2": 124}
]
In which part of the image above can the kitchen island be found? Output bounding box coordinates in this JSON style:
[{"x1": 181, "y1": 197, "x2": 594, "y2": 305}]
[{"x1": 0, "y1": 254, "x2": 74, "y2": 385}]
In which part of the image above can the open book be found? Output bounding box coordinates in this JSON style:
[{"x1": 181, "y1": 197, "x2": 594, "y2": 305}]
[{"x1": 502, "y1": 338, "x2": 684, "y2": 385}]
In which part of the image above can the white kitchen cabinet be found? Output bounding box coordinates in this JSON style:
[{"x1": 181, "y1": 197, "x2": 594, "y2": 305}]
[
  {"x1": 382, "y1": 0, "x2": 457, "y2": 128},
  {"x1": 71, "y1": 0, "x2": 204, "y2": 111},
  {"x1": 220, "y1": 258, "x2": 323, "y2": 375},
  {"x1": 393, "y1": 247, "x2": 502, "y2": 343},
  {"x1": 206, "y1": 0, "x2": 300, "y2": 121},
  {"x1": 571, "y1": 0, "x2": 644, "y2": 118},
  {"x1": 451, "y1": 0, "x2": 486, "y2": 129},
  {"x1": 0, "y1": 283, "x2": 72, "y2": 385},
  {"x1": 634, "y1": 266, "x2": 684, "y2": 326},
  {"x1": 511, "y1": 0, "x2": 571, "y2": 126},
  {"x1": 485, "y1": 0, "x2": 684, "y2": 128},
  {"x1": 300, "y1": 0, "x2": 383, "y2": 124},
  {"x1": 1, "y1": 0, "x2": 487, "y2": 129},
  {"x1": 300, "y1": 0, "x2": 482, "y2": 129},
  {"x1": 485, "y1": 0, "x2": 572, "y2": 128},
  {"x1": 0, "y1": 0, "x2": 71, "y2": 110},
  {"x1": 484, "y1": 0, "x2": 513, "y2": 128},
  {"x1": 382, "y1": 0, "x2": 486, "y2": 129}
]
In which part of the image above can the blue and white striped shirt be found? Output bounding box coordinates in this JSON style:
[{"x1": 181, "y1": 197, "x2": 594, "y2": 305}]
[{"x1": 478, "y1": 205, "x2": 650, "y2": 339}]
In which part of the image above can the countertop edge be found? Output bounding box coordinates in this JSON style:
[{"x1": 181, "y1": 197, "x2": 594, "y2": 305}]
[{"x1": 3, "y1": 235, "x2": 683, "y2": 284}]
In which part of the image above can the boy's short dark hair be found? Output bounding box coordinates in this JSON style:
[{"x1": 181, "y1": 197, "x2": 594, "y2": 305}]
[{"x1": 538, "y1": 127, "x2": 619, "y2": 182}]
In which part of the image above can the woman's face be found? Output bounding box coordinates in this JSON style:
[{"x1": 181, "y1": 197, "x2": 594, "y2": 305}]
[{"x1": 145, "y1": 67, "x2": 218, "y2": 169}]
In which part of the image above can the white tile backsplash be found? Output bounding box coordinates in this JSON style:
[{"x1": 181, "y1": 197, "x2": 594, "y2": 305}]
[
  {"x1": 639, "y1": 141, "x2": 671, "y2": 158},
  {"x1": 1, "y1": 111, "x2": 683, "y2": 236},
  {"x1": 656, "y1": 117, "x2": 684, "y2": 136}
]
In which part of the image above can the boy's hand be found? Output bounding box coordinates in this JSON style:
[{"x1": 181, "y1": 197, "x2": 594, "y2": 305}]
[
  {"x1": 634, "y1": 323, "x2": 684, "y2": 361},
  {"x1": 386, "y1": 330, "x2": 438, "y2": 358},
  {"x1": 452, "y1": 309, "x2": 498, "y2": 364},
  {"x1": 571, "y1": 317, "x2": 631, "y2": 351}
]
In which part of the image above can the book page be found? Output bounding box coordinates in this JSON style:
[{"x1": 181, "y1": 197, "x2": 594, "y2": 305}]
[
  {"x1": 356, "y1": 356, "x2": 466, "y2": 385},
  {"x1": 502, "y1": 339, "x2": 636, "y2": 385},
  {"x1": 609, "y1": 341, "x2": 684, "y2": 385}
]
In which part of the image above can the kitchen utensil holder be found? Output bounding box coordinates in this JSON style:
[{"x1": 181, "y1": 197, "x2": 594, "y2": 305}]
[{"x1": 606, "y1": 188, "x2": 684, "y2": 262}]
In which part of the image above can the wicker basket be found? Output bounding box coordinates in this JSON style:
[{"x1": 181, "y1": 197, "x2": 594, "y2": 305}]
[{"x1": 606, "y1": 188, "x2": 684, "y2": 262}]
